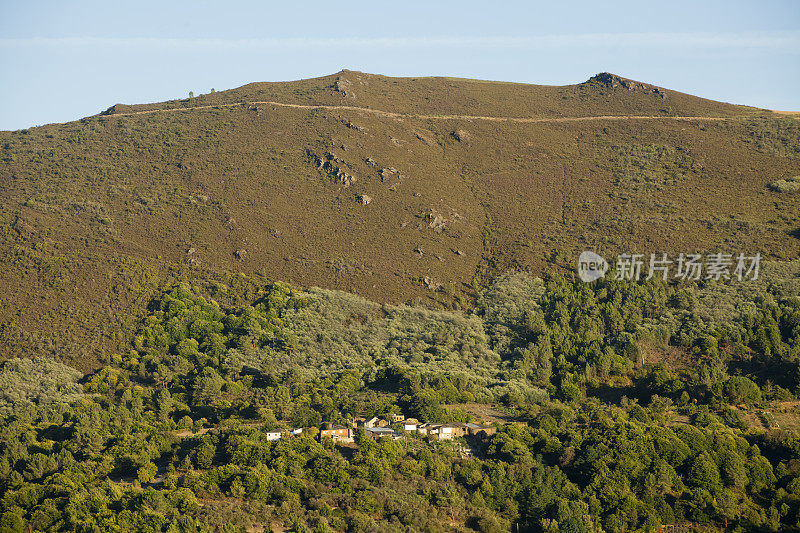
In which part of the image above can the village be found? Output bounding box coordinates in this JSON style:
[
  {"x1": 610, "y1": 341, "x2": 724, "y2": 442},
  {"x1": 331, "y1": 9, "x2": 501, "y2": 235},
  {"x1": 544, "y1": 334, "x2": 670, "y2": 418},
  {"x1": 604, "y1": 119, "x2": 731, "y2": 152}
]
[{"x1": 261, "y1": 413, "x2": 498, "y2": 449}]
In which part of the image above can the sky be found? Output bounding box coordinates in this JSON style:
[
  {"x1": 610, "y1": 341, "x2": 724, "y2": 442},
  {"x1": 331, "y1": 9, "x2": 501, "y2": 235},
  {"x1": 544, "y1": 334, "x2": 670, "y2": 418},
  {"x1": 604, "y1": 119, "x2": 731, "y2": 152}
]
[{"x1": 0, "y1": 0, "x2": 799, "y2": 130}]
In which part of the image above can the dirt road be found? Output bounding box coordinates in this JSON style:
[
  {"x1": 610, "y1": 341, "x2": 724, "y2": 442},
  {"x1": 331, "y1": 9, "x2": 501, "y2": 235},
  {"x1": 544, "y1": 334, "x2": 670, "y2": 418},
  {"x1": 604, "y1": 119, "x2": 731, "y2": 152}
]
[{"x1": 102, "y1": 99, "x2": 731, "y2": 124}]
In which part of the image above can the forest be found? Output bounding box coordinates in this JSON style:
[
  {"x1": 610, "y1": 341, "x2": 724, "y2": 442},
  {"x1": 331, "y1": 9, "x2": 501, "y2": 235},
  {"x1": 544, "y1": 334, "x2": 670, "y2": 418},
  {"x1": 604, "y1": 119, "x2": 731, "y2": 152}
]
[{"x1": 1, "y1": 262, "x2": 800, "y2": 532}]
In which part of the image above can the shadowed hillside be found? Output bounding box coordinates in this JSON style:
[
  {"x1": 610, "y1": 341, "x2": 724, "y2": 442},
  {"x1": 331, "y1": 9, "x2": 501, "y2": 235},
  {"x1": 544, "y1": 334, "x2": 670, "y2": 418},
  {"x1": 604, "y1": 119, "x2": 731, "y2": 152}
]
[{"x1": 0, "y1": 70, "x2": 799, "y2": 370}]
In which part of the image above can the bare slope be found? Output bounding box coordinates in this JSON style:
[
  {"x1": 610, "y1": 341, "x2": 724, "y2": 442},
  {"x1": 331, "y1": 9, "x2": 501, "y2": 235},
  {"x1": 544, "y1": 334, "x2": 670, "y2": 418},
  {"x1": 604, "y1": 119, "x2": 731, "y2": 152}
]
[{"x1": 0, "y1": 71, "x2": 798, "y2": 369}]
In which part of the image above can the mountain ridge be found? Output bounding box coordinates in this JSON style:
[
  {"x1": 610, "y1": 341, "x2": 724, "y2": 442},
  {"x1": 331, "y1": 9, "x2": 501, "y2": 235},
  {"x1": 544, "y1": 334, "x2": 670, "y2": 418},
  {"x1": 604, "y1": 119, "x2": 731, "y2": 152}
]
[
  {"x1": 89, "y1": 70, "x2": 763, "y2": 123},
  {"x1": 0, "y1": 71, "x2": 798, "y2": 370}
]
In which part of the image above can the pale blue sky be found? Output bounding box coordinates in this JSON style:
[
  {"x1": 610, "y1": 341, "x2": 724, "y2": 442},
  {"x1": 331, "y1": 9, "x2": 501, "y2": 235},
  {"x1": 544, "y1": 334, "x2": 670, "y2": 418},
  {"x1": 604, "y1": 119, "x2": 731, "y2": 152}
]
[{"x1": 1, "y1": 0, "x2": 798, "y2": 130}]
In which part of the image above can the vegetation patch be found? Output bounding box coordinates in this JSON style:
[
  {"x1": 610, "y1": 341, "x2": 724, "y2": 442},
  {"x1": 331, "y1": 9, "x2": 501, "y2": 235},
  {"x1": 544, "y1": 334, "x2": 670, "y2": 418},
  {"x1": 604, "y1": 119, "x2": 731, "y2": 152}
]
[
  {"x1": 608, "y1": 143, "x2": 696, "y2": 190},
  {"x1": 0, "y1": 357, "x2": 83, "y2": 415},
  {"x1": 769, "y1": 176, "x2": 800, "y2": 193},
  {"x1": 742, "y1": 116, "x2": 800, "y2": 158}
]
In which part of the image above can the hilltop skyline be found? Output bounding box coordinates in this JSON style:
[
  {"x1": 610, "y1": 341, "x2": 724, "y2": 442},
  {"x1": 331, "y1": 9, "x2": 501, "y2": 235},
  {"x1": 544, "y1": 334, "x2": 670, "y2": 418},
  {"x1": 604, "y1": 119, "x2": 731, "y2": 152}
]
[{"x1": 1, "y1": 0, "x2": 799, "y2": 130}]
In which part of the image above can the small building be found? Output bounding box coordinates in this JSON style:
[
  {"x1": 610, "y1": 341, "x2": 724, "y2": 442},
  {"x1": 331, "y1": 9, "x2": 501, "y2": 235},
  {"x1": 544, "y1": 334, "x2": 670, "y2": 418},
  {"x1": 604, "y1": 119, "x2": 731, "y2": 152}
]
[
  {"x1": 437, "y1": 426, "x2": 454, "y2": 440},
  {"x1": 320, "y1": 424, "x2": 353, "y2": 443},
  {"x1": 364, "y1": 416, "x2": 380, "y2": 429},
  {"x1": 465, "y1": 423, "x2": 497, "y2": 438},
  {"x1": 421, "y1": 423, "x2": 470, "y2": 440},
  {"x1": 403, "y1": 420, "x2": 419, "y2": 432},
  {"x1": 291, "y1": 428, "x2": 304, "y2": 436},
  {"x1": 365, "y1": 427, "x2": 401, "y2": 440},
  {"x1": 390, "y1": 414, "x2": 405, "y2": 423},
  {"x1": 436, "y1": 423, "x2": 467, "y2": 440},
  {"x1": 416, "y1": 423, "x2": 442, "y2": 436},
  {"x1": 376, "y1": 419, "x2": 390, "y2": 427},
  {"x1": 352, "y1": 416, "x2": 366, "y2": 427},
  {"x1": 265, "y1": 430, "x2": 282, "y2": 441},
  {"x1": 446, "y1": 423, "x2": 469, "y2": 438}
]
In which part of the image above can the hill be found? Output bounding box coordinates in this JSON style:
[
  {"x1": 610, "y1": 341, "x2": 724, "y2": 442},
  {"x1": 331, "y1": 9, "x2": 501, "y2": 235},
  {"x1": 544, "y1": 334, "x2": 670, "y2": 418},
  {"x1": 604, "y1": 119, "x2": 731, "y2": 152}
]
[{"x1": 0, "y1": 70, "x2": 799, "y2": 370}]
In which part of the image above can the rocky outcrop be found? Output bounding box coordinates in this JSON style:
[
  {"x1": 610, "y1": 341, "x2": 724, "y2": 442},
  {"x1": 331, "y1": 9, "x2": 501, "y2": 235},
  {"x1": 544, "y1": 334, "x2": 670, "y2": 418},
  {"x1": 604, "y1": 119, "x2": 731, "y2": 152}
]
[
  {"x1": 427, "y1": 210, "x2": 447, "y2": 232},
  {"x1": 588, "y1": 73, "x2": 667, "y2": 97},
  {"x1": 101, "y1": 104, "x2": 130, "y2": 115},
  {"x1": 185, "y1": 247, "x2": 197, "y2": 266},
  {"x1": 423, "y1": 276, "x2": 442, "y2": 290},
  {"x1": 380, "y1": 167, "x2": 404, "y2": 181},
  {"x1": 341, "y1": 118, "x2": 363, "y2": 131},
  {"x1": 425, "y1": 207, "x2": 462, "y2": 233},
  {"x1": 333, "y1": 76, "x2": 355, "y2": 99},
  {"x1": 310, "y1": 150, "x2": 358, "y2": 187},
  {"x1": 379, "y1": 167, "x2": 406, "y2": 190}
]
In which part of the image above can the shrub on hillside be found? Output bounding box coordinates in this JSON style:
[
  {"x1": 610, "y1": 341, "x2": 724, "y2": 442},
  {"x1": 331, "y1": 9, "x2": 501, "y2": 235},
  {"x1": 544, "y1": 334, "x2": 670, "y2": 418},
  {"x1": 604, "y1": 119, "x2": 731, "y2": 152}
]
[
  {"x1": 273, "y1": 288, "x2": 499, "y2": 375},
  {"x1": 0, "y1": 357, "x2": 83, "y2": 415},
  {"x1": 768, "y1": 177, "x2": 800, "y2": 193}
]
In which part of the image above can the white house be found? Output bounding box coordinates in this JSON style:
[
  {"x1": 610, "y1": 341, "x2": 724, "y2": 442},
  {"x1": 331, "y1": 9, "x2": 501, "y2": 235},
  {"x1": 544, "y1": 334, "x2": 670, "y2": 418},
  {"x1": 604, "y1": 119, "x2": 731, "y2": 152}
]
[
  {"x1": 416, "y1": 423, "x2": 442, "y2": 436},
  {"x1": 437, "y1": 426, "x2": 454, "y2": 440}
]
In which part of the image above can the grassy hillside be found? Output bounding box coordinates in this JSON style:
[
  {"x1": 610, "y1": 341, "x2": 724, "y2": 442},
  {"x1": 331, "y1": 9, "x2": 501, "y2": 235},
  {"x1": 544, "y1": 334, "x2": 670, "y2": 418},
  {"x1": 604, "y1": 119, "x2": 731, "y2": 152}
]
[{"x1": 0, "y1": 71, "x2": 799, "y2": 370}]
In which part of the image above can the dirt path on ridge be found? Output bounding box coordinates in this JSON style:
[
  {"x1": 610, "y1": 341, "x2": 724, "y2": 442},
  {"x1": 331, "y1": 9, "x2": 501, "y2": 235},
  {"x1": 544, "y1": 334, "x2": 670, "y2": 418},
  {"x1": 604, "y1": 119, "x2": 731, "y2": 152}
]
[{"x1": 102, "y1": 99, "x2": 735, "y2": 124}]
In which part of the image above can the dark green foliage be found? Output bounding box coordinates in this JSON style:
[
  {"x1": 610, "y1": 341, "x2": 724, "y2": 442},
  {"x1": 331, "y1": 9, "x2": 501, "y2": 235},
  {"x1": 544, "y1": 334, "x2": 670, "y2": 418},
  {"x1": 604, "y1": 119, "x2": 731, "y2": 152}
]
[
  {"x1": 1, "y1": 264, "x2": 800, "y2": 531},
  {"x1": 723, "y1": 376, "x2": 762, "y2": 405}
]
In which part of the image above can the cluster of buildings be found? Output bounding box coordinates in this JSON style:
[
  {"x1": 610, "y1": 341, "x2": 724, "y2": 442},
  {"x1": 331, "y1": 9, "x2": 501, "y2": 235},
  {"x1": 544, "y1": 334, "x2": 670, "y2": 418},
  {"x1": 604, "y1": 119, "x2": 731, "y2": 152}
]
[
  {"x1": 318, "y1": 413, "x2": 497, "y2": 444},
  {"x1": 260, "y1": 413, "x2": 497, "y2": 445},
  {"x1": 264, "y1": 427, "x2": 303, "y2": 442}
]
